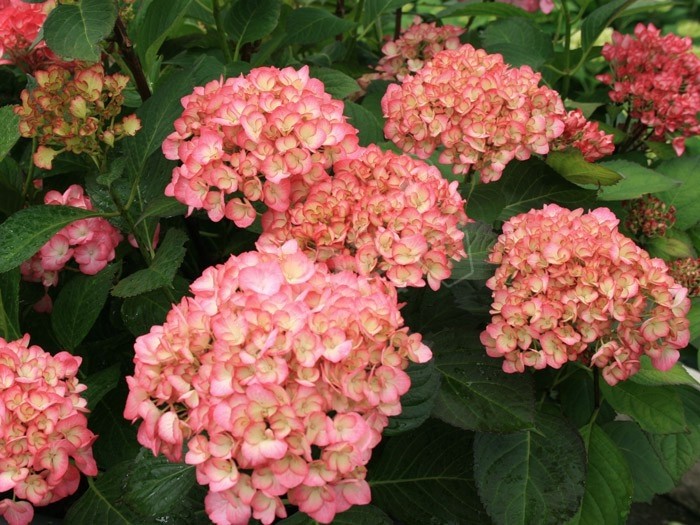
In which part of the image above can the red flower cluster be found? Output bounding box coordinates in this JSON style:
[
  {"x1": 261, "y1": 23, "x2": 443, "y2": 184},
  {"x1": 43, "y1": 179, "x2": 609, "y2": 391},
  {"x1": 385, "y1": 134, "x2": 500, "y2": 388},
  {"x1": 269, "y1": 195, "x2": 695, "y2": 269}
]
[
  {"x1": 162, "y1": 66, "x2": 359, "y2": 226},
  {"x1": 15, "y1": 64, "x2": 141, "y2": 169},
  {"x1": 0, "y1": 335, "x2": 97, "y2": 525},
  {"x1": 668, "y1": 258, "x2": 700, "y2": 297},
  {"x1": 481, "y1": 204, "x2": 690, "y2": 386},
  {"x1": 552, "y1": 109, "x2": 615, "y2": 161},
  {"x1": 497, "y1": 0, "x2": 554, "y2": 13},
  {"x1": 623, "y1": 194, "x2": 677, "y2": 239},
  {"x1": 20, "y1": 185, "x2": 122, "y2": 311},
  {"x1": 382, "y1": 44, "x2": 568, "y2": 183},
  {"x1": 598, "y1": 23, "x2": 700, "y2": 155},
  {"x1": 124, "y1": 241, "x2": 431, "y2": 524},
  {"x1": 260, "y1": 145, "x2": 469, "y2": 290},
  {"x1": 0, "y1": 0, "x2": 56, "y2": 70}
]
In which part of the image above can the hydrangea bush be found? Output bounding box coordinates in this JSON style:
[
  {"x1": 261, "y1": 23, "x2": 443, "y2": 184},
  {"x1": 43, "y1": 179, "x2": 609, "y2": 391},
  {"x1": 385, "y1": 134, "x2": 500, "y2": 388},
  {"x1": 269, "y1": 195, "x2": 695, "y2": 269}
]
[{"x1": 1, "y1": 1, "x2": 699, "y2": 524}]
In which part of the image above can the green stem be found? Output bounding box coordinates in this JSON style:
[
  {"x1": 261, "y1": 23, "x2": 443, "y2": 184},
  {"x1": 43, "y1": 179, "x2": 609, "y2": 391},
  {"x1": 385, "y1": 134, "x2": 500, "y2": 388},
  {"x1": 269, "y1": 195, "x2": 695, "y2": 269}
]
[
  {"x1": 213, "y1": 0, "x2": 234, "y2": 62},
  {"x1": 560, "y1": 0, "x2": 572, "y2": 98},
  {"x1": 22, "y1": 138, "x2": 38, "y2": 201}
]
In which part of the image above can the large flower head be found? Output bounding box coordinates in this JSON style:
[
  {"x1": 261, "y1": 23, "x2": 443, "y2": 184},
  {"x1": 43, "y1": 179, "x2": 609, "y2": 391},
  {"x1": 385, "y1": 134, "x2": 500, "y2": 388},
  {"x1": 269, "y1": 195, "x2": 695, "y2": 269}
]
[
  {"x1": 0, "y1": 0, "x2": 57, "y2": 69},
  {"x1": 260, "y1": 145, "x2": 469, "y2": 290},
  {"x1": 598, "y1": 23, "x2": 700, "y2": 155},
  {"x1": 162, "y1": 66, "x2": 360, "y2": 227},
  {"x1": 382, "y1": 44, "x2": 568, "y2": 183},
  {"x1": 0, "y1": 335, "x2": 97, "y2": 525},
  {"x1": 124, "y1": 241, "x2": 431, "y2": 524},
  {"x1": 481, "y1": 204, "x2": 690, "y2": 385}
]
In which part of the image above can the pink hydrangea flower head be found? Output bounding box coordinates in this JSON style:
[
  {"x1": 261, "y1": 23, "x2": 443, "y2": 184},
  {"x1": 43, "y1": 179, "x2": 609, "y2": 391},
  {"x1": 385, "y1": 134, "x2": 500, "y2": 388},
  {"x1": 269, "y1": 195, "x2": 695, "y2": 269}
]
[
  {"x1": 551, "y1": 109, "x2": 615, "y2": 161},
  {"x1": 124, "y1": 241, "x2": 431, "y2": 524},
  {"x1": 598, "y1": 23, "x2": 700, "y2": 154},
  {"x1": 20, "y1": 184, "x2": 122, "y2": 311},
  {"x1": 162, "y1": 66, "x2": 360, "y2": 226},
  {"x1": 0, "y1": 335, "x2": 97, "y2": 525},
  {"x1": 495, "y1": 0, "x2": 554, "y2": 13},
  {"x1": 0, "y1": 0, "x2": 58, "y2": 70},
  {"x1": 382, "y1": 44, "x2": 570, "y2": 183},
  {"x1": 260, "y1": 145, "x2": 469, "y2": 290},
  {"x1": 482, "y1": 204, "x2": 691, "y2": 385}
]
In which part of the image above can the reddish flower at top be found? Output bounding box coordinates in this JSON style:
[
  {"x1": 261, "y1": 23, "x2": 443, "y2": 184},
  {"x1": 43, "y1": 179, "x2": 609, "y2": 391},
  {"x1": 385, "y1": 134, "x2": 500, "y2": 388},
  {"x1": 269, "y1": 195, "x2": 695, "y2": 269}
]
[
  {"x1": 260, "y1": 145, "x2": 469, "y2": 290},
  {"x1": 495, "y1": 0, "x2": 554, "y2": 13},
  {"x1": 0, "y1": 0, "x2": 57, "y2": 70},
  {"x1": 598, "y1": 23, "x2": 700, "y2": 156},
  {"x1": 481, "y1": 204, "x2": 690, "y2": 386},
  {"x1": 551, "y1": 109, "x2": 615, "y2": 162},
  {"x1": 0, "y1": 335, "x2": 97, "y2": 525},
  {"x1": 162, "y1": 66, "x2": 359, "y2": 227},
  {"x1": 124, "y1": 241, "x2": 431, "y2": 524}
]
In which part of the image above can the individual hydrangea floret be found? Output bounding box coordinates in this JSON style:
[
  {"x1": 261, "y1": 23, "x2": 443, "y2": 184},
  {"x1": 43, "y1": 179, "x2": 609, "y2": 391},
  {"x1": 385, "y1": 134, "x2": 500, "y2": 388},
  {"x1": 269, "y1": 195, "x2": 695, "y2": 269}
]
[
  {"x1": 20, "y1": 184, "x2": 122, "y2": 311},
  {"x1": 0, "y1": 335, "x2": 97, "y2": 525},
  {"x1": 124, "y1": 240, "x2": 431, "y2": 525},
  {"x1": 260, "y1": 145, "x2": 469, "y2": 290},
  {"x1": 14, "y1": 63, "x2": 141, "y2": 169},
  {"x1": 0, "y1": 0, "x2": 58, "y2": 70},
  {"x1": 162, "y1": 66, "x2": 360, "y2": 227},
  {"x1": 623, "y1": 194, "x2": 676, "y2": 239},
  {"x1": 551, "y1": 109, "x2": 615, "y2": 161},
  {"x1": 382, "y1": 44, "x2": 570, "y2": 183},
  {"x1": 481, "y1": 204, "x2": 690, "y2": 386},
  {"x1": 598, "y1": 23, "x2": 700, "y2": 156}
]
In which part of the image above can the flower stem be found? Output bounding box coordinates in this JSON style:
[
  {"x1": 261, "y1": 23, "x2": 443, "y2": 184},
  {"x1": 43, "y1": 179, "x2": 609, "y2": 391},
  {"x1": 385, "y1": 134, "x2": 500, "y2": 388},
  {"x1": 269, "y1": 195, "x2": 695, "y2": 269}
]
[
  {"x1": 213, "y1": 0, "x2": 234, "y2": 62},
  {"x1": 113, "y1": 16, "x2": 151, "y2": 101}
]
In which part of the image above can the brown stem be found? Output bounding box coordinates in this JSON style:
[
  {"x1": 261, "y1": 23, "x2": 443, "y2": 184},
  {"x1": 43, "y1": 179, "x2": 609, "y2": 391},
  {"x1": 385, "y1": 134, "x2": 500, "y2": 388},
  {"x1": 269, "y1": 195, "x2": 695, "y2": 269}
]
[
  {"x1": 394, "y1": 8, "x2": 402, "y2": 40},
  {"x1": 336, "y1": 0, "x2": 345, "y2": 41},
  {"x1": 113, "y1": 16, "x2": 151, "y2": 101}
]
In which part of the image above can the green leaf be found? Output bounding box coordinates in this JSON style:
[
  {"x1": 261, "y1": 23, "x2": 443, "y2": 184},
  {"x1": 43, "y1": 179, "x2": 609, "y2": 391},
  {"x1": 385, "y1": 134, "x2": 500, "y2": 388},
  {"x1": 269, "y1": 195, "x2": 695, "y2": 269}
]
[
  {"x1": 473, "y1": 413, "x2": 587, "y2": 525},
  {"x1": 630, "y1": 356, "x2": 699, "y2": 388},
  {"x1": 368, "y1": 419, "x2": 489, "y2": 524},
  {"x1": 646, "y1": 228, "x2": 696, "y2": 260},
  {"x1": 134, "y1": 0, "x2": 194, "y2": 71},
  {"x1": 309, "y1": 67, "x2": 360, "y2": 99},
  {"x1": 593, "y1": 159, "x2": 682, "y2": 201},
  {"x1": 0, "y1": 106, "x2": 20, "y2": 162},
  {"x1": 431, "y1": 331, "x2": 535, "y2": 432},
  {"x1": 385, "y1": 359, "x2": 441, "y2": 435},
  {"x1": 225, "y1": 0, "x2": 282, "y2": 46},
  {"x1": 0, "y1": 268, "x2": 21, "y2": 340},
  {"x1": 467, "y1": 158, "x2": 596, "y2": 224},
  {"x1": 449, "y1": 221, "x2": 498, "y2": 282},
  {"x1": 568, "y1": 424, "x2": 633, "y2": 525},
  {"x1": 43, "y1": 0, "x2": 117, "y2": 61},
  {"x1": 121, "y1": 276, "x2": 190, "y2": 336},
  {"x1": 284, "y1": 7, "x2": 354, "y2": 45},
  {"x1": 90, "y1": 387, "x2": 142, "y2": 469},
  {"x1": 112, "y1": 229, "x2": 188, "y2": 298},
  {"x1": 361, "y1": 0, "x2": 410, "y2": 26},
  {"x1": 482, "y1": 18, "x2": 553, "y2": 69},
  {"x1": 82, "y1": 364, "x2": 121, "y2": 411},
  {"x1": 602, "y1": 420, "x2": 675, "y2": 503},
  {"x1": 343, "y1": 101, "x2": 384, "y2": 147},
  {"x1": 600, "y1": 381, "x2": 686, "y2": 434},
  {"x1": 279, "y1": 505, "x2": 392, "y2": 524},
  {"x1": 135, "y1": 195, "x2": 187, "y2": 225},
  {"x1": 0, "y1": 157, "x2": 23, "y2": 217},
  {"x1": 546, "y1": 150, "x2": 621, "y2": 186},
  {"x1": 51, "y1": 264, "x2": 118, "y2": 350},
  {"x1": 0, "y1": 205, "x2": 103, "y2": 273},
  {"x1": 437, "y1": 2, "x2": 531, "y2": 18},
  {"x1": 657, "y1": 156, "x2": 700, "y2": 230},
  {"x1": 580, "y1": 0, "x2": 630, "y2": 55},
  {"x1": 688, "y1": 297, "x2": 700, "y2": 346}
]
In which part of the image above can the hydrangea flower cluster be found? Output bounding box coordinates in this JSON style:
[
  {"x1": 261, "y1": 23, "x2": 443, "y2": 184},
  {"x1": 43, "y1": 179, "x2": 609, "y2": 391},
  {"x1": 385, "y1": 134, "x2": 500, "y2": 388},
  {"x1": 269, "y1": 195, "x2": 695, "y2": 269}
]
[
  {"x1": 162, "y1": 66, "x2": 360, "y2": 227},
  {"x1": 552, "y1": 109, "x2": 615, "y2": 161},
  {"x1": 496, "y1": 0, "x2": 554, "y2": 13},
  {"x1": 598, "y1": 23, "x2": 700, "y2": 156},
  {"x1": 0, "y1": 335, "x2": 97, "y2": 525},
  {"x1": 382, "y1": 44, "x2": 568, "y2": 183},
  {"x1": 260, "y1": 145, "x2": 469, "y2": 290},
  {"x1": 481, "y1": 204, "x2": 690, "y2": 386},
  {"x1": 21, "y1": 185, "x2": 122, "y2": 311},
  {"x1": 124, "y1": 241, "x2": 431, "y2": 524},
  {"x1": 0, "y1": 0, "x2": 56, "y2": 70},
  {"x1": 668, "y1": 258, "x2": 700, "y2": 297},
  {"x1": 14, "y1": 64, "x2": 142, "y2": 169},
  {"x1": 623, "y1": 194, "x2": 677, "y2": 239}
]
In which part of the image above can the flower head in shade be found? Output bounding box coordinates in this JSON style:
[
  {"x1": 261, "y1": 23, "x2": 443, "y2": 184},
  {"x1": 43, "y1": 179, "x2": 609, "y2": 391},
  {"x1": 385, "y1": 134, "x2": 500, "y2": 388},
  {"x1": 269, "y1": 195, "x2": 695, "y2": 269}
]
[
  {"x1": 481, "y1": 204, "x2": 690, "y2": 386},
  {"x1": 551, "y1": 109, "x2": 615, "y2": 161},
  {"x1": 162, "y1": 66, "x2": 359, "y2": 227},
  {"x1": 0, "y1": 0, "x2": 59, "y2": 70},
  {"x1": 124, "y1": 241, "x2": 431, "y2": 524},
  {"x1": 0, "y1": 335, "x2": 97, "y2": 525}
]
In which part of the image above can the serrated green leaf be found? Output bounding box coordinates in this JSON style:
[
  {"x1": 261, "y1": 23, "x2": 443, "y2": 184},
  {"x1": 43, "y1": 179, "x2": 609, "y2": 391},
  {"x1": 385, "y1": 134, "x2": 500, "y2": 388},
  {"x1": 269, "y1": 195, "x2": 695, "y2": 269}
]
[
  {"x1": 226, "y1": 0, "x2": 281, "y2": 46},
  {"x1": 0, "y1": 268, "x2": 21, "y2": 340},
  {"x1": 135, "y1": 195, "x2": 187, "y2": 225},
  {"x1": 437, "y1": 2, "x2": 531, "y2": 18},
  {"x1": 601, "y1": 381, "x2": 686, "y2": 434},
  {"x1": 0, "y1": 106, "x2": 20, "y2": 162},
  {"x1": 121, "y1": 276, "x2": 190, "y2": 336},
  {"x1": 630, "y1": 356, "x2": 699, "y2": 388},
  {"x1": 594, "y1": 159, "x2": 682, "y2": 201},
  {"x1": 279, "y1": 505, "x2": 392, "y2": 524},
  {"x1": 112, "y1": 229, "x2": 188, "y2": 298},
  {"x1": 284, "y1": 8, "x2": 354, "y2": 45},
  {"x1": 0, "y1": 205, "x2": 104, "y2": 273},
  {"x1": 135, "y1": 0, "x2": 193, "y2": 70},
  {"x1": 449, "y1": 221, "x2": 498, "y2": 282},
  {"x1": 568, "y1": 424, "x2": 633, "y2": 525},
  {"x1": 368, "y1": 419, "x2": 489, "y2": 524},
  {"x1": 482, "y1": 18, "x2": 553, "y2": 69},
  {"x1": 546, "y1": 150, "x2": 621, "y2": 186},
  {"x1": 646, "y1": 228, "x2": 696, "y2": 260},
  {"x1": 657, "y1": 156, "x2": 700, "y2": 230},
  {"x1": 96, "y1": 157, "x2": 126, "y2": 188},
  {"x1": 688, "y1": 297, "x2": 700, "y2": 347},
  {"x1": 361, "y1": 0, "x2": 410, "y2": 26},
  {"x1": 43, "y1": 0, "x2": 117, "y2": 61},
  {"x1": 385, "y1": 359, "x2": 441, "y2": 435},
  {"x1": 0, "y1": 157, "x2": 23, "y2": 217},
  {"x1": 430, "y1": 331, "x2": 535, "y2": 432},
  {"x1": 82, "y1": 364, "x2": 121, "y2": 411},
  {"x1": 51, "y1": 264, "x2": 118, "y2": 350},
  {"x1": 309, "y1": 67, "x2": 360, "y2": 99},
  {"x1": 343, "y1": 101, "x2": 383, "y2": 147},
  {"x1": 580, "y1": 0, "x2": 631, "y2": 55},
  {"x1": 90, "y1": 387, "x2": 142, "y2": 469},
  {"x1": 474, "y1": 413, "x2": 587, "y2": 525}
]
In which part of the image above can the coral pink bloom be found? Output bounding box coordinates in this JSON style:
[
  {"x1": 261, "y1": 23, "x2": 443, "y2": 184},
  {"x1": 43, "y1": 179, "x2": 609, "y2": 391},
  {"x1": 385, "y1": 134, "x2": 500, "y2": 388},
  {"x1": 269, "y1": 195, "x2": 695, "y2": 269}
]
[{"x1": 0, "y1": 499, "x2": 34, "y2": 525}]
